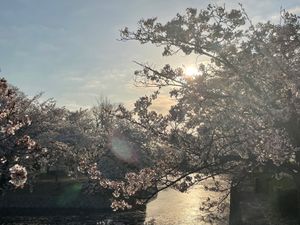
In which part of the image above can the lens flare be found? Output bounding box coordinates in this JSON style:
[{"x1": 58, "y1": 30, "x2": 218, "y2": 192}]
[{"x1": 110, "y1": 133, "x2": 139, "y2": 164}]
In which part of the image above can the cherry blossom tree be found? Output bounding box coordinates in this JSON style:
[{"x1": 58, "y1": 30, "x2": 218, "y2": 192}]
[
  {"x1": 0, "y1": 79, "x2": 100, "y2": 191},
  {"x1": 0, "y1": 78, "x2": 156, "y2": 210},
  {"x1": 78, "y1": 99, "x2": 161, "y2": 210},
  {"x1": 0, "y1": 78, "x2": 45, "y2": 192},
  {"x1": 86, "y1": 4, "x2": 300, "y2": 213}
]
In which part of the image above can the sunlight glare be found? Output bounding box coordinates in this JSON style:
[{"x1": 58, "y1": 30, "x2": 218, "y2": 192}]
[{"x1": 185, "y1": 66, "x2": 198, "y2": 77}]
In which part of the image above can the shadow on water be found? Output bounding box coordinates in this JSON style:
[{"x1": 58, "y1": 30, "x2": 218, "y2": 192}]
[
  {"x1": 0, "y1": 210, "x2": 146, "y2": 225},
  {"x1": 0, "y1": 178, "x2": 147, "y2": 225}
]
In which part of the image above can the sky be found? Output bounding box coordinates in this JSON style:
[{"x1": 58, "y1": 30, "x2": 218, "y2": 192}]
[{"x1": 1, "y1": 0, "x2": 300, "y2": 111}]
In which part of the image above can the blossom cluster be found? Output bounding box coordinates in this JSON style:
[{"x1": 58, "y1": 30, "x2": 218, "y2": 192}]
[
  {"x1": 0, "y1": 78, "x2": 40, "y2": 190},
  {"x1": 9, "y1": 164, "x2": 27, "y2": 188}
]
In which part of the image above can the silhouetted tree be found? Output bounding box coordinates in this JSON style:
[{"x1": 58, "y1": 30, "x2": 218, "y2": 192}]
[{"x1": 88, "y1": 5, "x2": 300, "y2": 216}]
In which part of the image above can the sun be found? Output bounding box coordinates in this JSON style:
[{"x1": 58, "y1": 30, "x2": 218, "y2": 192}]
[{"x1": 185, "y1": 66, "x2": 198, "y2": 77}]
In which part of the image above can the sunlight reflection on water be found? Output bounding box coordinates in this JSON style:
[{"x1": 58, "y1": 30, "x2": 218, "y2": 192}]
[{"x1": 146, "y1": 182, "x2": 229, "y2": 225}]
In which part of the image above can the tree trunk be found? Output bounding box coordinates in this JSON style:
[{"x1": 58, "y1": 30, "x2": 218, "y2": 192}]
[{"x1": 229, "y1": 184, "x2": 242, "y2": 225}]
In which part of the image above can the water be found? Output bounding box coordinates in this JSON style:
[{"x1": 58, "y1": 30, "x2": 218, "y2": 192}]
[
  {"x1": 0, "y1": 181, "x2": 229, "y2": 225},
  {"x1": 146, "y1": 181, "x2": 229, "y2": 225}
]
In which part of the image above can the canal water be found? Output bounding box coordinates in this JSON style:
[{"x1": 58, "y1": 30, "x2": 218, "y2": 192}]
[
  {"x1": 146, "y1": 182, "x2": 229, "y2": 225},
  {"x1": 0, "y1": 181, "x2": 229, "y2": 225}
]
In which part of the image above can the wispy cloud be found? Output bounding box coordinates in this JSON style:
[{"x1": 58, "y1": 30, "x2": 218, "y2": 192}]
[{"x1": 289, "y1": 6, "x2": 300, "y2": 14}]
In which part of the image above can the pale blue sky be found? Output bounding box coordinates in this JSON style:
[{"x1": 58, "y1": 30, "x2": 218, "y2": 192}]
[{"x1": 1, "y1": 0, "x2": 299, "y2": 110}]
